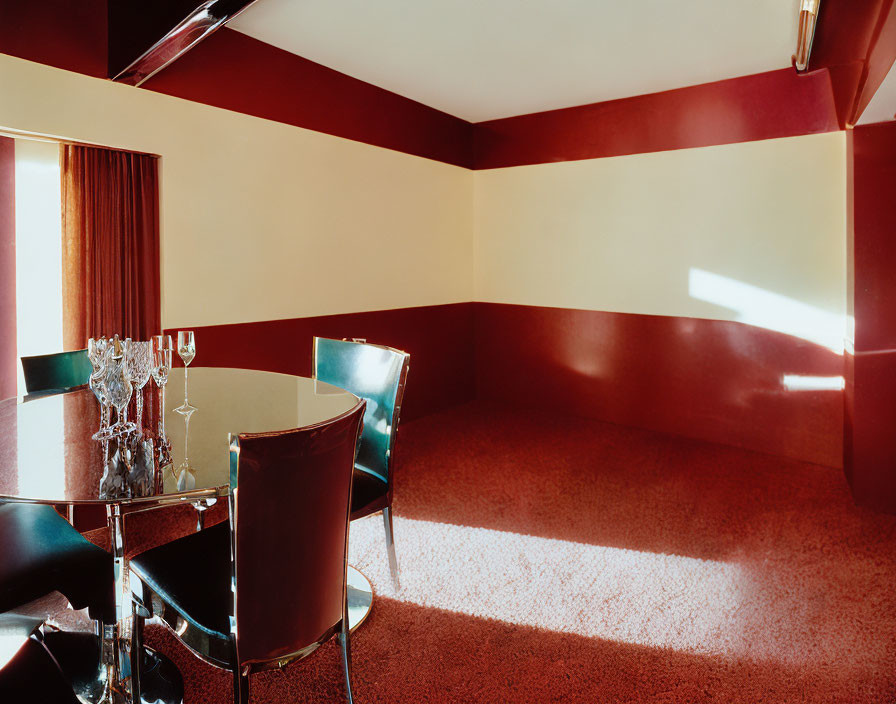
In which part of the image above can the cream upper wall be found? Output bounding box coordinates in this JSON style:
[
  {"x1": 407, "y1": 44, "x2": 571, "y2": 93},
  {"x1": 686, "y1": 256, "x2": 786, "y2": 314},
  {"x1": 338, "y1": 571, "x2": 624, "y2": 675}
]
[
  {"x1": 0, "y1": 52, "x2": 848, "y2": 339},
  {"x1": 0, "y1": 54, "x2": 473, "y2": 328},
  {"x1": 474, "y1": 132, "x2": 847, "y2": 341}
]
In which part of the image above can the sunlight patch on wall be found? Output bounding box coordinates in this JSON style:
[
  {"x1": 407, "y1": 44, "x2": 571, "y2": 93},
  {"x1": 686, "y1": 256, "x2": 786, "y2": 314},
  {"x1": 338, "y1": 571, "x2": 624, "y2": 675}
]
[{"x1": 688, "y1": 268, "x2": 847, "y2": 353}]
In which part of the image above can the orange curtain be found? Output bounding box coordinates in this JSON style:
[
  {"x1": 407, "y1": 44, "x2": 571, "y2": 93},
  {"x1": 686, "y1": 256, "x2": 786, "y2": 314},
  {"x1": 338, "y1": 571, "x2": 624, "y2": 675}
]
[{"x1": 61, "y1": 144, "x2": 160, "y2": 348}]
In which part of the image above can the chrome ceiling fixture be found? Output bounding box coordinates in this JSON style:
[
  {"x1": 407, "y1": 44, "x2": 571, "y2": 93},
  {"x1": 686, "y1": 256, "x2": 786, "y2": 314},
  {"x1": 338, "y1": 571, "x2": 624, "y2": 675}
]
[{"x1": 793, "y1": 0, "x2": 821, "y2": 72}]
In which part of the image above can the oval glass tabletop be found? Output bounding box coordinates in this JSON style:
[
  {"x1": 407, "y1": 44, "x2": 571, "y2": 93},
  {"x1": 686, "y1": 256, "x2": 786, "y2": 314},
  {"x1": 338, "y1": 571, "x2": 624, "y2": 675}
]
[{"x1": 0, "y1": 368, "x2": 359, "y2": 505}]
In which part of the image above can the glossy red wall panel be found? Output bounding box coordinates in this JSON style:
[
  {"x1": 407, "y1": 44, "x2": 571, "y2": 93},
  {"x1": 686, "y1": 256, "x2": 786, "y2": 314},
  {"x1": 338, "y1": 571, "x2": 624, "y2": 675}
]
[
  {"x1": 165, "y1": 303, "x2": 475, "y2": 422},
  {"x1": 0, "y1": 4, "x2": 860, "y2": 171},
  {"x1": 473, "y1": 69, "x2": 842, "y2": 169},
  {"x1": 143, "y1": 28, "x2": 473, "y2": 168},
  {"x1": 810, "y1": 0, "x2": 896, "y2": 125},
  {"x1": 845, "y1": 351, "x2": 896, "y2": 512},
  {"x1": 474, "y1": 303, "x2": 843, "y2": 468},
  {"x1": 850, "y1": 122, "x2": 896, "y2": 352},
  {"x1": 0, "y1": 138, "x2": 15, "y2": 401},
  {"x1": 845, "y1": 121, "x2": 896, "y2": 513},
  {"x1": 0, "y1": 0, "x2": 107, "y2": 78},
  {"x1": 172, "y1": 302, "x2": 845, "y2": 468}
]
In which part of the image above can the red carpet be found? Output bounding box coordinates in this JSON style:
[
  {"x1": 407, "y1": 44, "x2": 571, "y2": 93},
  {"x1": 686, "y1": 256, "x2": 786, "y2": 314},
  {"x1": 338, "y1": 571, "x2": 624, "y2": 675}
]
[{"x1": 103, "y1": 401, "x2": 896, "y2": 701}]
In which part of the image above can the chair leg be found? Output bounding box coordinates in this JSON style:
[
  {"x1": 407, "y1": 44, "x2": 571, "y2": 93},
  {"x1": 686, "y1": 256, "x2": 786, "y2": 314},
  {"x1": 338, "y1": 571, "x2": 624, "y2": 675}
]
[
  {"x1": 338, "y1": 617, "x2": 354, "y2": 704},
  {"x1": 233, "y1": 668, "x2": 250, "y2": 704},
  {"x1": 383, "y1": 506, "x2": 400, "y2": 591},
  {"x1": 130, "y1": 603, "x2": 144, "y2": 702}
]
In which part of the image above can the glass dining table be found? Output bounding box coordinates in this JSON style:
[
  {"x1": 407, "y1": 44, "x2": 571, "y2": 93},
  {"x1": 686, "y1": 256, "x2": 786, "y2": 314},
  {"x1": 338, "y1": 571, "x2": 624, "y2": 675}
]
[{"x1": 0, "y1": 367, "x2": 373, "y2": 704}]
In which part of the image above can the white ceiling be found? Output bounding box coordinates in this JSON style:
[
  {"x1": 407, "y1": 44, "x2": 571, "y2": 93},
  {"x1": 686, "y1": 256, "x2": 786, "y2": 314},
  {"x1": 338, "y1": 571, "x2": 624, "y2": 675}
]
[
  {"x1": 858, "y1": 61, "x2": 896, "y2": 125},
  {"x1": 230, "y1": 0, "x2": 801, "y2": 123}
]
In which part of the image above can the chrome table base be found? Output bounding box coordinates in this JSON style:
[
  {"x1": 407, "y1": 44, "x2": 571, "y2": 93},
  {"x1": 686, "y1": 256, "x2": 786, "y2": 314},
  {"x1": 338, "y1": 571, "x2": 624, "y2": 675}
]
[
  {"x1": 346, "y1": 566, "x2": 373, "y2": 632},
  {"x1": 42, "y1": 631, "x2": 183, "y2": 703}
]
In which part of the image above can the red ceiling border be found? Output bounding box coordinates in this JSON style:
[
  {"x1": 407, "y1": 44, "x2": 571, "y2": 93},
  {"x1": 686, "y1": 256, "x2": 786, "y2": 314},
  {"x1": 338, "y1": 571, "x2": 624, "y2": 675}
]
[
  {"x1": 142, "y1": 28, "x2": 474, "y2": 168},
  {"x1": 472, "y1": 68, "x2": 842, "y2": 169},
  {"x1": 2, "y1": 0, "x2": 894, "y2": 169}
]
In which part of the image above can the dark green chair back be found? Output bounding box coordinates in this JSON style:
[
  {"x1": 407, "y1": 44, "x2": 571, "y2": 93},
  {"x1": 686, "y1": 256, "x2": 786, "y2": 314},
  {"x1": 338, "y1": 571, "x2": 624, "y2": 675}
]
[
  {"x1": 20, "y1": 349, "x2": 91, "y2": 395},
  {"x1": 312, "y1": 338, "x2": 410, "y2": 485}
]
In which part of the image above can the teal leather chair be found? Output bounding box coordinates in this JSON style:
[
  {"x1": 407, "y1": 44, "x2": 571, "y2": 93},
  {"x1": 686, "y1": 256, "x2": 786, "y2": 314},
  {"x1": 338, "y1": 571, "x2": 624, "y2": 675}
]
[
  {"x1": 0, "y1": 633, "x2": 81, "y2": 703},
  {"x1": 129, "y1": 402, "x2": 366, "y2": 704},
  {"x1": 0, "y1": 502, "x2": 115, "y2": 700},
  {"x1": 313, "y1": 337, "x2": 410, "y2": 589},
  {"x1": 20, "y1": 350, "x2": 91, "y2": 396},
  {"x1": 0, "y1": 503, "x2": 113, "y2": 621},
  {"x1": 19, "y1": 349, "x2": 100, "y2": 530}
]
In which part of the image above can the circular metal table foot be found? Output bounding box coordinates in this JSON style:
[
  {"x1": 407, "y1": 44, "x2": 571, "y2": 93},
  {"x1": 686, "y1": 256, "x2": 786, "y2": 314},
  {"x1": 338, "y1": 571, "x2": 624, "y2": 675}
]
[
  {"x1": 347, "y1": 565, "x2": 373, "y2": 632},
  {"x1": 134, "y1": 646, "x2": 184, "y2": 704},
  {"x1": 42, "y1": 631, "x2": 183, "y2": 703}
]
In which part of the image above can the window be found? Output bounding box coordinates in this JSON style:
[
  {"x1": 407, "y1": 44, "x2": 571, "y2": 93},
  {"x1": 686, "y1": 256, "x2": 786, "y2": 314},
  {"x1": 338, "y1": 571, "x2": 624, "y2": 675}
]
[{"x1": 14, "y1": 138, "x2": 63, "y2": 396}]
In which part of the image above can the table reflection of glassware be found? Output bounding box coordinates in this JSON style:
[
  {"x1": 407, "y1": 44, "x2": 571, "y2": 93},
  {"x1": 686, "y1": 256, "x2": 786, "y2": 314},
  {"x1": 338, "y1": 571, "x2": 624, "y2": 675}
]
[
  {"x1": 126, "y1": 340, "x2": 153, "y2": 437},
  {"x1": 152, "y1": 336, "x2": 173, "y2": 470},
  {"x1": 176, "y1": 407, "x2": 196, "y2": 491},
  {"x1": 99, "y1": 437, "x2": 129, "y2": 500},
  {"x1": 127, "y1": 437, "x2": 155, "y2": 497},
  {"x1": 175, "y1": 330, "x2": 196, "y2": 414}
]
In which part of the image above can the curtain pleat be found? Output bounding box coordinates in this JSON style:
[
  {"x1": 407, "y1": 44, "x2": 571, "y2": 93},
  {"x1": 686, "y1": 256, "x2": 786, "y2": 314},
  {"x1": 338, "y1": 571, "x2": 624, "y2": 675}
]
[{"x1": 61, "y1": 145, "x2": 160, "y2": 348}]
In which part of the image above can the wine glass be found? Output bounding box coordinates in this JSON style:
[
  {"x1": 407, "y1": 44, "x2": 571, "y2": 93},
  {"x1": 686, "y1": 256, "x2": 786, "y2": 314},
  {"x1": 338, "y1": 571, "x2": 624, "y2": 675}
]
[
  {"x1": 88, "y1": 338, "x2": 111, "y2": 434},
  {"x1": 152, "y1": 335, "x2": 173, "y2": 395},
  {"x1": 106, "y1": 353, "x2": 135, "y2": 437},
  {"x1": 152, "y1": 334, "x2": 172, "y2": 360},
  {"x1": 152, "y1": 343, "x2": 173, "y2": 475},
  {"x1": 126, "y1": 341, "x2": 153, "y2": 437},
  {"x1": 175, "y1": 330, "x2": 196, "y2": 414},
  {"x1": 152, "y1": 345, "x2": 172, "y2": 388},
  {"x1": 88, "y1": 338, "x2": 114, "y2": 475}
]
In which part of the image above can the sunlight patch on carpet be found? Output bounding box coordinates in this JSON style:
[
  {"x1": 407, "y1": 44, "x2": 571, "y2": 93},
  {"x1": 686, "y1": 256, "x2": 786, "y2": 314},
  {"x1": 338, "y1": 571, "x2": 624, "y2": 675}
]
[{"x1": 349, "y1": 515, "x2": 747, "y2": 657}]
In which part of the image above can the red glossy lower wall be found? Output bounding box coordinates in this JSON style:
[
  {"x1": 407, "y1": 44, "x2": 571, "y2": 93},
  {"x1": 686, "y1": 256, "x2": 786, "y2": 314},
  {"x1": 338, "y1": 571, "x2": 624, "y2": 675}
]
[
  {"x1": 844, "y1": 349, "x2": 896, "y2": 512},
  {"x1": 474, "y1": 303, "x2": 844, "y2": 469},
  {"x1": 173, "y1": 301, "x2": 844, "y2": 470},
  {"x1": 846, "y1": 122, "x2": 896, "y2": 512},
  {"x1": 164, "y1": 303, "x2": 476, "y2": 423}
]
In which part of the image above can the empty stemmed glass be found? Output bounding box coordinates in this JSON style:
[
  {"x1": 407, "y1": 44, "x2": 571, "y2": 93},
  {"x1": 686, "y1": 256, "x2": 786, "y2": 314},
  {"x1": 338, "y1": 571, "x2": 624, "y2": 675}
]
[
  {"x1": 88, "y1": 338, "x2": 114, "y2": 476},
  {"x1": 151, "y1": 335, "x2": 173, "y2": 476},
  {"x1": 105, "y1": 338, "x2": 136, "y2": 437},
  {"x1": 175, "y1": 330, "x2": 196, "y2": 414},
  {"x1": 126, "y1": 340, "x2": 153, "y2": 437}
]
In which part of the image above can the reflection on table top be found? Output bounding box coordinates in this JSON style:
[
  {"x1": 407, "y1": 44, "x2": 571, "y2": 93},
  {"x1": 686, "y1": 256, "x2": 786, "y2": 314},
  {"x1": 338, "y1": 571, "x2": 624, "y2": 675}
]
[{"x1": 0, "y1": 368, "x2": 359, "y2": 506}]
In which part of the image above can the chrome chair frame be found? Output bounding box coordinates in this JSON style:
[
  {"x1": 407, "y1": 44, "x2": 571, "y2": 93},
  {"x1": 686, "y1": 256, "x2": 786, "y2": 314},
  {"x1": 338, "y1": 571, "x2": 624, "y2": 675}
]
[
  {"x1": 312, "y1": 337, "x2": 410, "y2": 590},
  {"x1": 130, "y1": 404, "x2": 364, "y2": 704}
]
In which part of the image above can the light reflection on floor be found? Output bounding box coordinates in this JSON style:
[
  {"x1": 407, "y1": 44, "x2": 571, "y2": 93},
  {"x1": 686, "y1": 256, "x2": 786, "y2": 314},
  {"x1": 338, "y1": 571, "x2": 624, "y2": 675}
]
[
  {"x1": 349, "y1": 515, "x2": 745, "y2": 656},
  {"x1": 349, "y1": 513, "x2": 891, "y2": 670}
]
